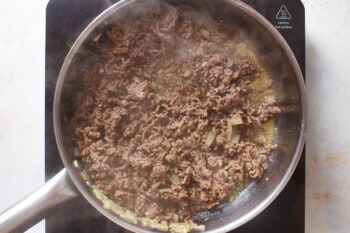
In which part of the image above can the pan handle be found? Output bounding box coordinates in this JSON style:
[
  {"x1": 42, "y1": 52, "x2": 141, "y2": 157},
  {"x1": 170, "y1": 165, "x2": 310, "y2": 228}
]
[{"x1": 0, "y1": 168, "x2": 79, "y2": 233}]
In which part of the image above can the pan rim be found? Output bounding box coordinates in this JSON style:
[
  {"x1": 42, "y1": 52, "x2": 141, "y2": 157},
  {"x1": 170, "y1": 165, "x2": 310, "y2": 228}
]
[{"x1": 53, "y1": 0, "x2": 307, "y2": 232}]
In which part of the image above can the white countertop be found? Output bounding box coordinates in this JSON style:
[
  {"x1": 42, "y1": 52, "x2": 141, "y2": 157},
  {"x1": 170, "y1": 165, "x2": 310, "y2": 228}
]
[{"x1": 1, "y1": 0, "x2": 350, "y2": 232}]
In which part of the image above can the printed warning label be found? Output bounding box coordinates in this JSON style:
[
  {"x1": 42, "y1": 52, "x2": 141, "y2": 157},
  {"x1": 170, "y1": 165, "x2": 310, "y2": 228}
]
[
  {"x1": 275, "y1": 5, "x2": 292, "y2": 30},
  {"x1": 276, "y1": 5, "x2": 291, "y2": 20}
]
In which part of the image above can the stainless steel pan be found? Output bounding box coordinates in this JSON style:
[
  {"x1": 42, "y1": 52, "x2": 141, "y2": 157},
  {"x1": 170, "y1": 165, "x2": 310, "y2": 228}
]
[{"x1": 0, "y1": 0, "x2": 306, "y2": 232}]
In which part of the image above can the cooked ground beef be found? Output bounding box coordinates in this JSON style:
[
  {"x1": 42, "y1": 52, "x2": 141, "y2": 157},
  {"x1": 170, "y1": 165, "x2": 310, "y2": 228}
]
[{"x1": 71, "y1": 6, "x2": 280, "y2": 222}]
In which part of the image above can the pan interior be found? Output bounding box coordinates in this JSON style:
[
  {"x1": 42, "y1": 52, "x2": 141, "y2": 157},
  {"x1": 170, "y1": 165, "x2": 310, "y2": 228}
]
[{"x1": 54, "y1": 0, "x2": 305, "y2": 232}]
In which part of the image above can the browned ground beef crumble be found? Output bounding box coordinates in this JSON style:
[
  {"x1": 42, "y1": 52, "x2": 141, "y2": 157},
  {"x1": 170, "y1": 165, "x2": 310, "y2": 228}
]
[{"x1": 71, "y1": 7, "x2": 280, "y2": 222}]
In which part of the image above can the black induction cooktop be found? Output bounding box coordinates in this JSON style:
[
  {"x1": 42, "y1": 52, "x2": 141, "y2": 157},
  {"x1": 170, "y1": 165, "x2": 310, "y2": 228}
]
[{"x1": 45, "y1": 0, "x2": 305, "y2": 232}]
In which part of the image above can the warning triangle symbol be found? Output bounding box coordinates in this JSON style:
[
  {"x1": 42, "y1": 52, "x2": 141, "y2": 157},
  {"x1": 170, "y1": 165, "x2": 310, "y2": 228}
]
[{"x1": 276, "y1": 5, "x2": 292, "y2": 20}]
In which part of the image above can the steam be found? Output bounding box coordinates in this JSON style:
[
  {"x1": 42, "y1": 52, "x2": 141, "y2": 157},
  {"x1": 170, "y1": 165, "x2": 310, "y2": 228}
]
[{"x1": 55, "y1": 0, "x2": 299, "y2": 230}]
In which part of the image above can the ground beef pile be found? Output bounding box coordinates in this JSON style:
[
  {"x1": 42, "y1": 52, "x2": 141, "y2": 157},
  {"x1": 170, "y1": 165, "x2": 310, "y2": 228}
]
[{"x1": 71, "y1": 7, "x2": 281, "y2": 222}]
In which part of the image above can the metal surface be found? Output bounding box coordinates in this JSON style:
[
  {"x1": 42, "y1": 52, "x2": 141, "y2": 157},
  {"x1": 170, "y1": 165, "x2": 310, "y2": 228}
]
[
  {"x1": 0, "y1": 0, "x2": 306, "y2": 232},
  {"x1": 0, "y1": 169, "x2": 79, "y2": 233},
  {"x1": 55, "y1": 0, "x2": 306, "y2": 232}
]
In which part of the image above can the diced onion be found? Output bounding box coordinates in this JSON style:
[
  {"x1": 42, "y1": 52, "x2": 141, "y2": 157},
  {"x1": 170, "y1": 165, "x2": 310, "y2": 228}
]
[
  {"x1": 93, "y1": 33, "x2": 102, "y2": 42},
  {"x1": 72, "y1": 159, "x2": 80, "y2": 168},
  {"x1": 200, "y1": 29, "x2": 211, "y2": 40},
  {"x1": 217, "y1": 159, "x2": 223, "y2": 167},
  {"x1": 226, "y1": 122, "x2": 232, "y2": 141},
  {"x1": 141, "y1": 217, "x2": 169, "y2": 231},
  {"x1": 169, "y1": 221, "x2": 205, "y2": 233},
  {"x1": 174, "y1": 118, "x2": 185, "y2": 127},
  {"x1": 201, "y1": 61, "x2": 208, "y2": 68},
  {"x1": 120, "y1": 210, "x2": 138, "y2": 224},
  {"x1": 183, "y1": 70, "x2": 192, "y2": 78},
  {"x1": 205, "y1": 127, "x2": 217, "y2": 146},
  {"x1": 151, "y1": 181, "x2": 162, "y2": 189},
  {"x1": 103, "y1": 199, "x2": 125, "y2": 215},
  {"x1": 171, "y1": 174, "x2": 180, "y2": 185},
  {"x1": 92, "y1": 186, "x2": 108, "y2": 202},
  {"x1": 172, "y1": 213, "x2": 179, "y2": 222},
  {"x1": 229, "y1": 115, "x2": 243, "y2": 125},
  {"x1": 231, "y1": 133, "x2": 240, "y2": 144},
  {"x1": 227, "y1": 115, "x2": 242, "y2": 144},
  {"x1": 73, "y1": 147, "x2": 80, "y2": 157}
]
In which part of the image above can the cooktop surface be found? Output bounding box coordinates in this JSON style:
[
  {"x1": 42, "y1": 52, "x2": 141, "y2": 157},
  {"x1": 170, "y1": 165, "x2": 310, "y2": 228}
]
[{"x1": 45, "y1": 0, "x2": 305, "y2": 232}]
